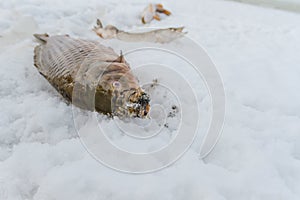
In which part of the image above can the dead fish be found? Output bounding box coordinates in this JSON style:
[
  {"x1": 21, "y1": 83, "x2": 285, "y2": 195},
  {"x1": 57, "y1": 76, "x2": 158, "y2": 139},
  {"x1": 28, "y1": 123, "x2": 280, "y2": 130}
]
[
  {"x1": 33, "y1": 34, "x2": 150, "y2": 118},
  {"x1": 93, "y1": 19, "x2": 186, "y2": 44}
]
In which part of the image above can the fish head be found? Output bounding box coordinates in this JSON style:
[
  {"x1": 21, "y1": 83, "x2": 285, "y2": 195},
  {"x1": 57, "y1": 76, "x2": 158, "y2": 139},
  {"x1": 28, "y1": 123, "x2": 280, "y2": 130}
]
[{"x1": 110, "y1": 80, "x2": 150, "y2": 118}]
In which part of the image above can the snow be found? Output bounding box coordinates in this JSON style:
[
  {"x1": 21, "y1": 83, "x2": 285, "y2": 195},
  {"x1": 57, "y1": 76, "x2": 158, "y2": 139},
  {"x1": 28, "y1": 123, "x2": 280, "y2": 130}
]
[
  {"x1": 1, "y1": 0, "x2": 300, "y2": 199},
  {"x1": 226, "y1": 0, "x2": 300, "y2": 14}
]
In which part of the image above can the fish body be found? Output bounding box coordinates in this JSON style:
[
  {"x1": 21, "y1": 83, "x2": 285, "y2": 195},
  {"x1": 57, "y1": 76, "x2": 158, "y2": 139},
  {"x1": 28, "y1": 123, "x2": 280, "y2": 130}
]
[{"x1": 34, "y1": 34, "x2": 150, "y2": 118}]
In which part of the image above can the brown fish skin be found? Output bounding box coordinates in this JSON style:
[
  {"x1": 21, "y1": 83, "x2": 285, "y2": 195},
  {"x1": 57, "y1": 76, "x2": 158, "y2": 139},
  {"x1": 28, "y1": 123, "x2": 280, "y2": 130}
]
[{"x1": 33, "y1": 34, "x2": 150, "y2": 118}]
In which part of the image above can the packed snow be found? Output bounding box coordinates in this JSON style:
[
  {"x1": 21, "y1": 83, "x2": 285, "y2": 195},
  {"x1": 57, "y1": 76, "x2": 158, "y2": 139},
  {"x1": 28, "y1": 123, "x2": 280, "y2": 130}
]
[{"x1": 1, "y1": 0, "x2": 300, "y2": 199}]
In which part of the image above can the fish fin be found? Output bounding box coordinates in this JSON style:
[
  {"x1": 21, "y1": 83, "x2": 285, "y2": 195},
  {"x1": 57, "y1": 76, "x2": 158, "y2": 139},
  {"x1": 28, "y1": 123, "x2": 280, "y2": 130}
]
[
  {"x1": 169, "y1": 27, "x2": 186, "y2": 33},
  {"x1": 33, "y1": 33, "x2": 49, "y2": 44},
  {"x1": 115, "y1": 50, "x2": 126, "y2": 63},
  {"x1": 97, "y1": 19, "x2": 103, "y2": 28}
]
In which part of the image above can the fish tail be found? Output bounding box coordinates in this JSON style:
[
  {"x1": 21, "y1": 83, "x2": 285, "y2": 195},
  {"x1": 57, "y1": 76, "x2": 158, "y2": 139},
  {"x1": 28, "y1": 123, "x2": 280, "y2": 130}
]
[{"x1": 33, "y1": 33, "x2": 49, "y2": 44}]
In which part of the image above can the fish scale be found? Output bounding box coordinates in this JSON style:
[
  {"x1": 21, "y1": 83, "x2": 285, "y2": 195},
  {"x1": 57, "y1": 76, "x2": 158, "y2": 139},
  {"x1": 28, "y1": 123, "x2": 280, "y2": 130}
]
[{"x1": 33, "y1": 34, "x2": 150, "y2": 117}]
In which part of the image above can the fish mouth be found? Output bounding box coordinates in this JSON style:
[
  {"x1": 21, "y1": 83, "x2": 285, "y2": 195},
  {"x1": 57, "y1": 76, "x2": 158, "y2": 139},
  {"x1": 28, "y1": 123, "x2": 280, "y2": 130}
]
[
  {"x1": 126, "y1": 91, "x2": 150, "y2": 118},
  {"x1": 111, "y1": 89, "x2": 150, "y2": 118}
]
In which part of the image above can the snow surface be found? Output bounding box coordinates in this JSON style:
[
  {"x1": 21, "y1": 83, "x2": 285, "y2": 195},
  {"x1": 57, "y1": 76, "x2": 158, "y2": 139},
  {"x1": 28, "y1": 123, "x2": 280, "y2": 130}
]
[
  {"x1": 1, "y1": 0, "x2": 300, "y2": 199},
  {"x1": 227, "y1": 0, "x2": 300, "y2": 13}
]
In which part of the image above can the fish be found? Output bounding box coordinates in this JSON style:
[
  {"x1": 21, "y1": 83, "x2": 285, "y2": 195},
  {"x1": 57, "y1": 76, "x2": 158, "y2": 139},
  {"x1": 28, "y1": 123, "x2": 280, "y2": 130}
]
[
  {"x1": 93, "y1": 19, "x2": 186, "y2": 44},
  {"x1": 33, "y1": 34, "x2": 150, "y2": 118}
]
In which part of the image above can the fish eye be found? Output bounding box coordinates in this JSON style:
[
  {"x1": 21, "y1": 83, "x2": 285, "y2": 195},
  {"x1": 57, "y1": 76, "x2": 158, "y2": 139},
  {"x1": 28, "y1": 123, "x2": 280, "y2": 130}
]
[{"x1": 113, "y1": 81, "x2": 121, "y2": 88}]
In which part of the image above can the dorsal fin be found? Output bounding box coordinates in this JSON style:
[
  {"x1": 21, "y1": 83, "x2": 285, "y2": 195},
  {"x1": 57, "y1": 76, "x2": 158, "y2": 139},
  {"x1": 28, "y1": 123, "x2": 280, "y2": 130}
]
[{"x1": 115, "y1": 50, "x2": 126, "y2": 63}]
